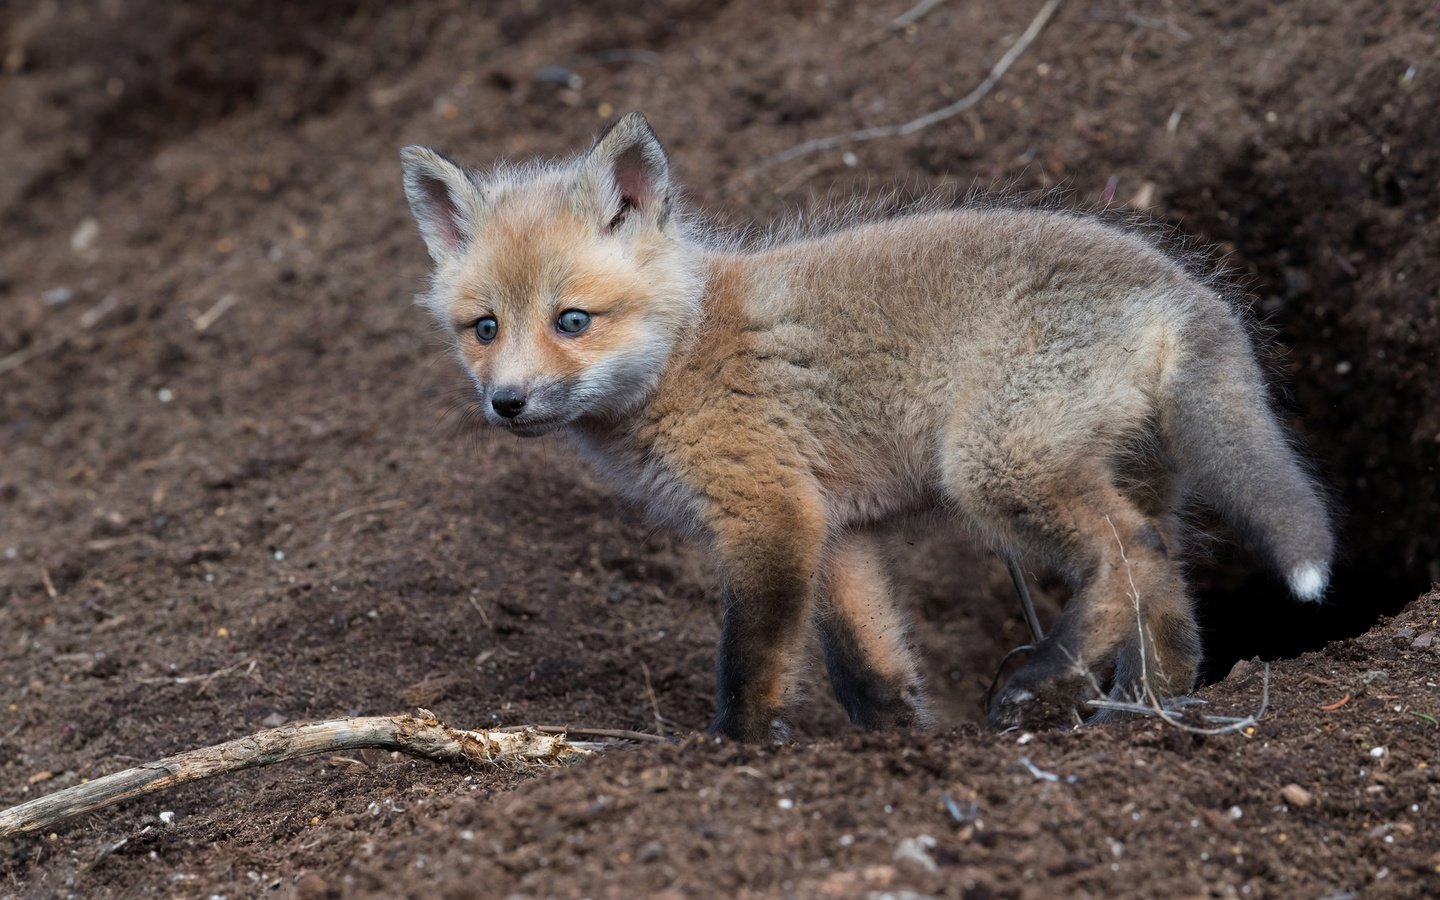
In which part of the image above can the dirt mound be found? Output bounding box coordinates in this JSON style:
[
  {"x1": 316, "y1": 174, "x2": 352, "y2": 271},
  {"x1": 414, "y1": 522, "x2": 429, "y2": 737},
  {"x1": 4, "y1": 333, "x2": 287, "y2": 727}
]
[{"x1": 2, "y1": 0, "x2": 1437, "y2": 895}]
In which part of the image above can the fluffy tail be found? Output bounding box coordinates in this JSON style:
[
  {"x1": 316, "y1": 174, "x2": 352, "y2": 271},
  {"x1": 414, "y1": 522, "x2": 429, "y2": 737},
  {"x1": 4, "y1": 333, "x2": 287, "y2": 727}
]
[{"x1": 1164, "y1": 309, "x2": 1335, "y2": 601}]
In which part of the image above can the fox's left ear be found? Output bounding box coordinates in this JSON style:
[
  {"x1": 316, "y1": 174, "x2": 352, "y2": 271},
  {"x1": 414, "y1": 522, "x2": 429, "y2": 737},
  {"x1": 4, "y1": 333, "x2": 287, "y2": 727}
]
[{"x1": 575, "y1": 112, "x2": 672, "y2": 232}]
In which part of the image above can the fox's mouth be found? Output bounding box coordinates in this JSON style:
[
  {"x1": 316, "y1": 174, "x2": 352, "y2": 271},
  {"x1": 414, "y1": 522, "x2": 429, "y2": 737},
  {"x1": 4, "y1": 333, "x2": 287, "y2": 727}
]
[{"x1": 494, "y1": 413, "x2": 571, "y2": 437}]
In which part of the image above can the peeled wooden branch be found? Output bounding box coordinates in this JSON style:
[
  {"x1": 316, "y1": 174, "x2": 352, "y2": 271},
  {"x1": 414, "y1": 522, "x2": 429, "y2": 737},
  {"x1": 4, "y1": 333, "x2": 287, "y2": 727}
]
[{"x1": 0, "y1": 709, "x2": 593, "y2": 840}]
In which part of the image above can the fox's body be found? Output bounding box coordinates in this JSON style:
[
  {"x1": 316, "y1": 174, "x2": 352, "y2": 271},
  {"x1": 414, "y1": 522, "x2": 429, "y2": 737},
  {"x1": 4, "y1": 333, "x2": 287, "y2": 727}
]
[{"x1": 402, "y1": 114, "x2": 1334, "y2": 740}]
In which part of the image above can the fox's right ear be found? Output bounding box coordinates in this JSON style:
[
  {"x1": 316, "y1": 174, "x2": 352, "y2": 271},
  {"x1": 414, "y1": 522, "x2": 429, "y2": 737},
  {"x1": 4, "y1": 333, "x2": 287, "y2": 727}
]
[
  {"x1": 400, "y1": 146, "x2": 487, "y2": 263},
  {"x1": 575, "y1": 112, "x2": 672, "y2": 232}
]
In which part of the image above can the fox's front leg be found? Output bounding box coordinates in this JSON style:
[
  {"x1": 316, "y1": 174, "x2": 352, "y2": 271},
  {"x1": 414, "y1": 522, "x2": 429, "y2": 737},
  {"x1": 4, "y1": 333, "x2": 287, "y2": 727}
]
[
  {"x1": 708, "y1": 493, "x2": 827, "y2": 742},
  {"x1": 817, "y1": 531, "x2": 931, "y2": 731}
]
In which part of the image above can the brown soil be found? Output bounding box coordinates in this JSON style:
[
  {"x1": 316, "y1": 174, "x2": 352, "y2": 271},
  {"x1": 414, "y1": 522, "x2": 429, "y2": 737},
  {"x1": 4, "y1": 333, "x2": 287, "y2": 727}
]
[{"x1": 2, "y1": 0, "x2": 1437, "y2": 896}]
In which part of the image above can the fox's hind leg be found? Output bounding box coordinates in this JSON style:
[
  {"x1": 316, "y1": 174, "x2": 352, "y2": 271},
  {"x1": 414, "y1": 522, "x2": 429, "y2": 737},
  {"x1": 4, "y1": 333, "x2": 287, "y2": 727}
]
[
  {"x1": 942, "y1": 444, "x2": 1196, "y2": 729},
  {"x1": 816, "y1": 531, "x2": 931, "y2": 731},
  {"x1": 1099, "y1": 449, "x2": 1202, "y2": 717}
]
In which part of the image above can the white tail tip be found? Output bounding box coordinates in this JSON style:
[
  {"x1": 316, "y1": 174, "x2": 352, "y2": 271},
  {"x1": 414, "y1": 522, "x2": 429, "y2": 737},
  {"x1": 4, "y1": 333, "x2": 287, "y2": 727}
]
[{"x1": 1288, "y1": 562, "x2": 1328, "y2": 603}]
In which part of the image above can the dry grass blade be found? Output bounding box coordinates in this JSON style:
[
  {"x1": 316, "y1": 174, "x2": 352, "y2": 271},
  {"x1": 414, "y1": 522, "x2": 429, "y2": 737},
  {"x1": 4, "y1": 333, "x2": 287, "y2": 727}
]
[
  {"x1": 1097, "y1": 514, "x2": 1271, "y2": 735},
  {"x1": 0, "y1": 709, "x2": 593, "y2": 840},
  {"x1": 1086, "y1": 665, "x2": 1272, "y2": 735}
]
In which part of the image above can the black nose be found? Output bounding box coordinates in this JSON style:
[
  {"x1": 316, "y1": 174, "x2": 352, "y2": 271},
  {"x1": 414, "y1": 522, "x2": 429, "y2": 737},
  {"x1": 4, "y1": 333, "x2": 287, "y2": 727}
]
[{"x1": 491, "y1": 388, "x2": 527, "y2": 419}]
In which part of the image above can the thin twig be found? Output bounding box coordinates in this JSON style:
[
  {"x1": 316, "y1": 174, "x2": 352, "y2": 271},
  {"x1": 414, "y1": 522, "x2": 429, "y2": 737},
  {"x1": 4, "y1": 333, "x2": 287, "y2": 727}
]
[
  {"x1": 890, "y1": 0, "x2": 948, "y2": 31},
  {"x1": 1018, "y1": 755, "x2": 1077, "y2": 784},
  {"x1": 331, "y1": 499, "x2": 408, "y2": 522},
  {"x1": 192, "y1": 293, "x2": 241, "y2": 332},
  {"x1": 1086, "y1": 665, "x2": 1271, "y2": 735},
  {"x1": 639, "y1": 661, "x2": 666, "y2": 735},
  {"x1": 467, "y1": 594, "x2": 494, "y2": 629},
  {"x1": 0, "y1": 710, "x2": 593, "y2": 839},
  {"x1": 135, "y1": 659, "x2": 257, "y2": 693},
  {"x1": 761, "y1": 0, "x2": 1064, "y2": 168}
]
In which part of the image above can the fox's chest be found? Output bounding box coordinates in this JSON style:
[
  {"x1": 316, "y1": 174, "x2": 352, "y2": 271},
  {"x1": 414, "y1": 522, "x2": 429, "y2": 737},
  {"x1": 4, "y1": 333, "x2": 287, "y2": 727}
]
[{"x1": 568, "y1": 431, "x2": 710, "y2": 537}]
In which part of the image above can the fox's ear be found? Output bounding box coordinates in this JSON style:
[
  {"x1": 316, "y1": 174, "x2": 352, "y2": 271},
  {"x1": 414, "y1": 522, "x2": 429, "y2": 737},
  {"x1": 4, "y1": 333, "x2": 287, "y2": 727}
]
[
  {"x1": 400, "y1": 146, "x2": 486, "y2": 263},
  {"x1": 576, "y1": 112, "x2": 671, "y2": 232}
]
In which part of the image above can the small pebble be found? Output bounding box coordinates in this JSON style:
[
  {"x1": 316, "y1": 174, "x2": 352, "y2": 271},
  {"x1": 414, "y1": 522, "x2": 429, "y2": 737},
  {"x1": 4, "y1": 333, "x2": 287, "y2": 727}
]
[
  {"x1": 1370, "y1": 746, "x2": 1388, "y2": 759},
  {"x1": 893, "y1": 835, "x2": 938, "y2": 874},
  {"x1": 70, "y1": 218, "x2": 100, "y2": 252},
  {"x1": 1280, "y1": 784, "x2": 1312, "y2": 807}
]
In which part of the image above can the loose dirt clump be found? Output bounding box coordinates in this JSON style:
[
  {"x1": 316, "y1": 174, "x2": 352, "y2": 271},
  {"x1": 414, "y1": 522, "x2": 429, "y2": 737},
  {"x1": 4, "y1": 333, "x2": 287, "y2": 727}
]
[{"x1": 2, "y1": 0, "x2": 1437, "y2": 896}]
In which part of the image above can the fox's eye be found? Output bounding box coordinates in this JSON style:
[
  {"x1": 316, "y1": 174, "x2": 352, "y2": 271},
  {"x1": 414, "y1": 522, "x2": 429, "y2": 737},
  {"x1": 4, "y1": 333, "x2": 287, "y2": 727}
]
[
  {"x1": 556, "y1": 309, "x2": 591, "y2": 335},
  {"x1": 474, "y1": 316, "x2": 498, "y2": 343}
]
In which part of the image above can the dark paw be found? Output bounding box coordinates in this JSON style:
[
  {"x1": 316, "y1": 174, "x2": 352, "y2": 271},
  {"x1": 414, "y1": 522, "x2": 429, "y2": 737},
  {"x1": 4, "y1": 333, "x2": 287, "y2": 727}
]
[
  {"x1": 987, "y1": 653, "x2": 1095, "y2": 731},
  {"x1": 708, "y1": 710, "x2": 789, "y2": 744},
  {"x1": 834, "y1": 679, "x2": 933, "y2": 732}
]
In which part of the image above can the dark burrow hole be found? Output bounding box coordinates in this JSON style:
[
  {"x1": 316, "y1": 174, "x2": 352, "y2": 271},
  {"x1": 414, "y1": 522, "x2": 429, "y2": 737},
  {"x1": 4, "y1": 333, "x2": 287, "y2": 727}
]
[{"x1": 1193, "y1": 540, "x2": 1423, "y2": 684}]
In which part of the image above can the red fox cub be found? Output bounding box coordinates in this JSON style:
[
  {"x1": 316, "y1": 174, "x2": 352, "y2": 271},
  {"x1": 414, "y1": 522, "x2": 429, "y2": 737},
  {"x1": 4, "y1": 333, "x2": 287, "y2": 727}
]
[{"x1": 400, "y1": 113, "x2": 1334, "y2": 740}]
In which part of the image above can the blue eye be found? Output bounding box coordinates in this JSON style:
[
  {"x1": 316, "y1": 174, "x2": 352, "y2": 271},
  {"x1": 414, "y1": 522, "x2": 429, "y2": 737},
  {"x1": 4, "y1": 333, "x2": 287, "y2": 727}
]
[
  {"x1": 475, "y1": 316, "x2": 498, "y2": 343},
  {"x1": 556, "y1": 309, "x2": 591, "y2": 334}
]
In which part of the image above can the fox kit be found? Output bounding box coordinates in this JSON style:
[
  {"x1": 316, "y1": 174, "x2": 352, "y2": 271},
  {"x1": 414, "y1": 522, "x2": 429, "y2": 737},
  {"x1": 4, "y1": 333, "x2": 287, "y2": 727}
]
[{"x1": 400, "y1": 113, "x2": 1334, "y2": 740}]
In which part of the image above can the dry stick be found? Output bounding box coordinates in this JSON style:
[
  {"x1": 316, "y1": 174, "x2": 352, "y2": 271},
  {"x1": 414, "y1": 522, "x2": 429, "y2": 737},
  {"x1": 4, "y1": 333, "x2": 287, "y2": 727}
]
[
  {"x1": 0, "y1": 709, "x2": 594, "y2": 840},
  {"x1": 639, "y1": 661, "x2": 667, "y2": 735},
  {"x1": 761, "y1": 0, "x2": 1064, "y2": 168},
  {"x1": 889, "y1": 0, "x2": 948, "y2": 31},
  {"x1": 1090, "y1": 516, "x2": 1272, "y2": 735}
]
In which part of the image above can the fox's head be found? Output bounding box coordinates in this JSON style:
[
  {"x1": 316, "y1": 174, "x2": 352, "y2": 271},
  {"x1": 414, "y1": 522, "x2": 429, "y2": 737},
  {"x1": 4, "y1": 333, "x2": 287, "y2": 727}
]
[{"x1": 401, "y1": 113, "x2": 703, "y2": 436}]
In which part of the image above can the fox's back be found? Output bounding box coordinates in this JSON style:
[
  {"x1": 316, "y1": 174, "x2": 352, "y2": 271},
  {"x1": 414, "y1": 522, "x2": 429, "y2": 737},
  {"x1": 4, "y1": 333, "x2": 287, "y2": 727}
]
[{"x1": 691, "y1": 209, "x2": 1213, "y2": 515}]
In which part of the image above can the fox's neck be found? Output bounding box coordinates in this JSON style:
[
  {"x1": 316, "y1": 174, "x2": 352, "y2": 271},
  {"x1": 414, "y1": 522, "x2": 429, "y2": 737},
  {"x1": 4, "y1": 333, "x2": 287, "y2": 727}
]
[{"x1": 566, "y1": 248, "x2": 747, "y2": 450}]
